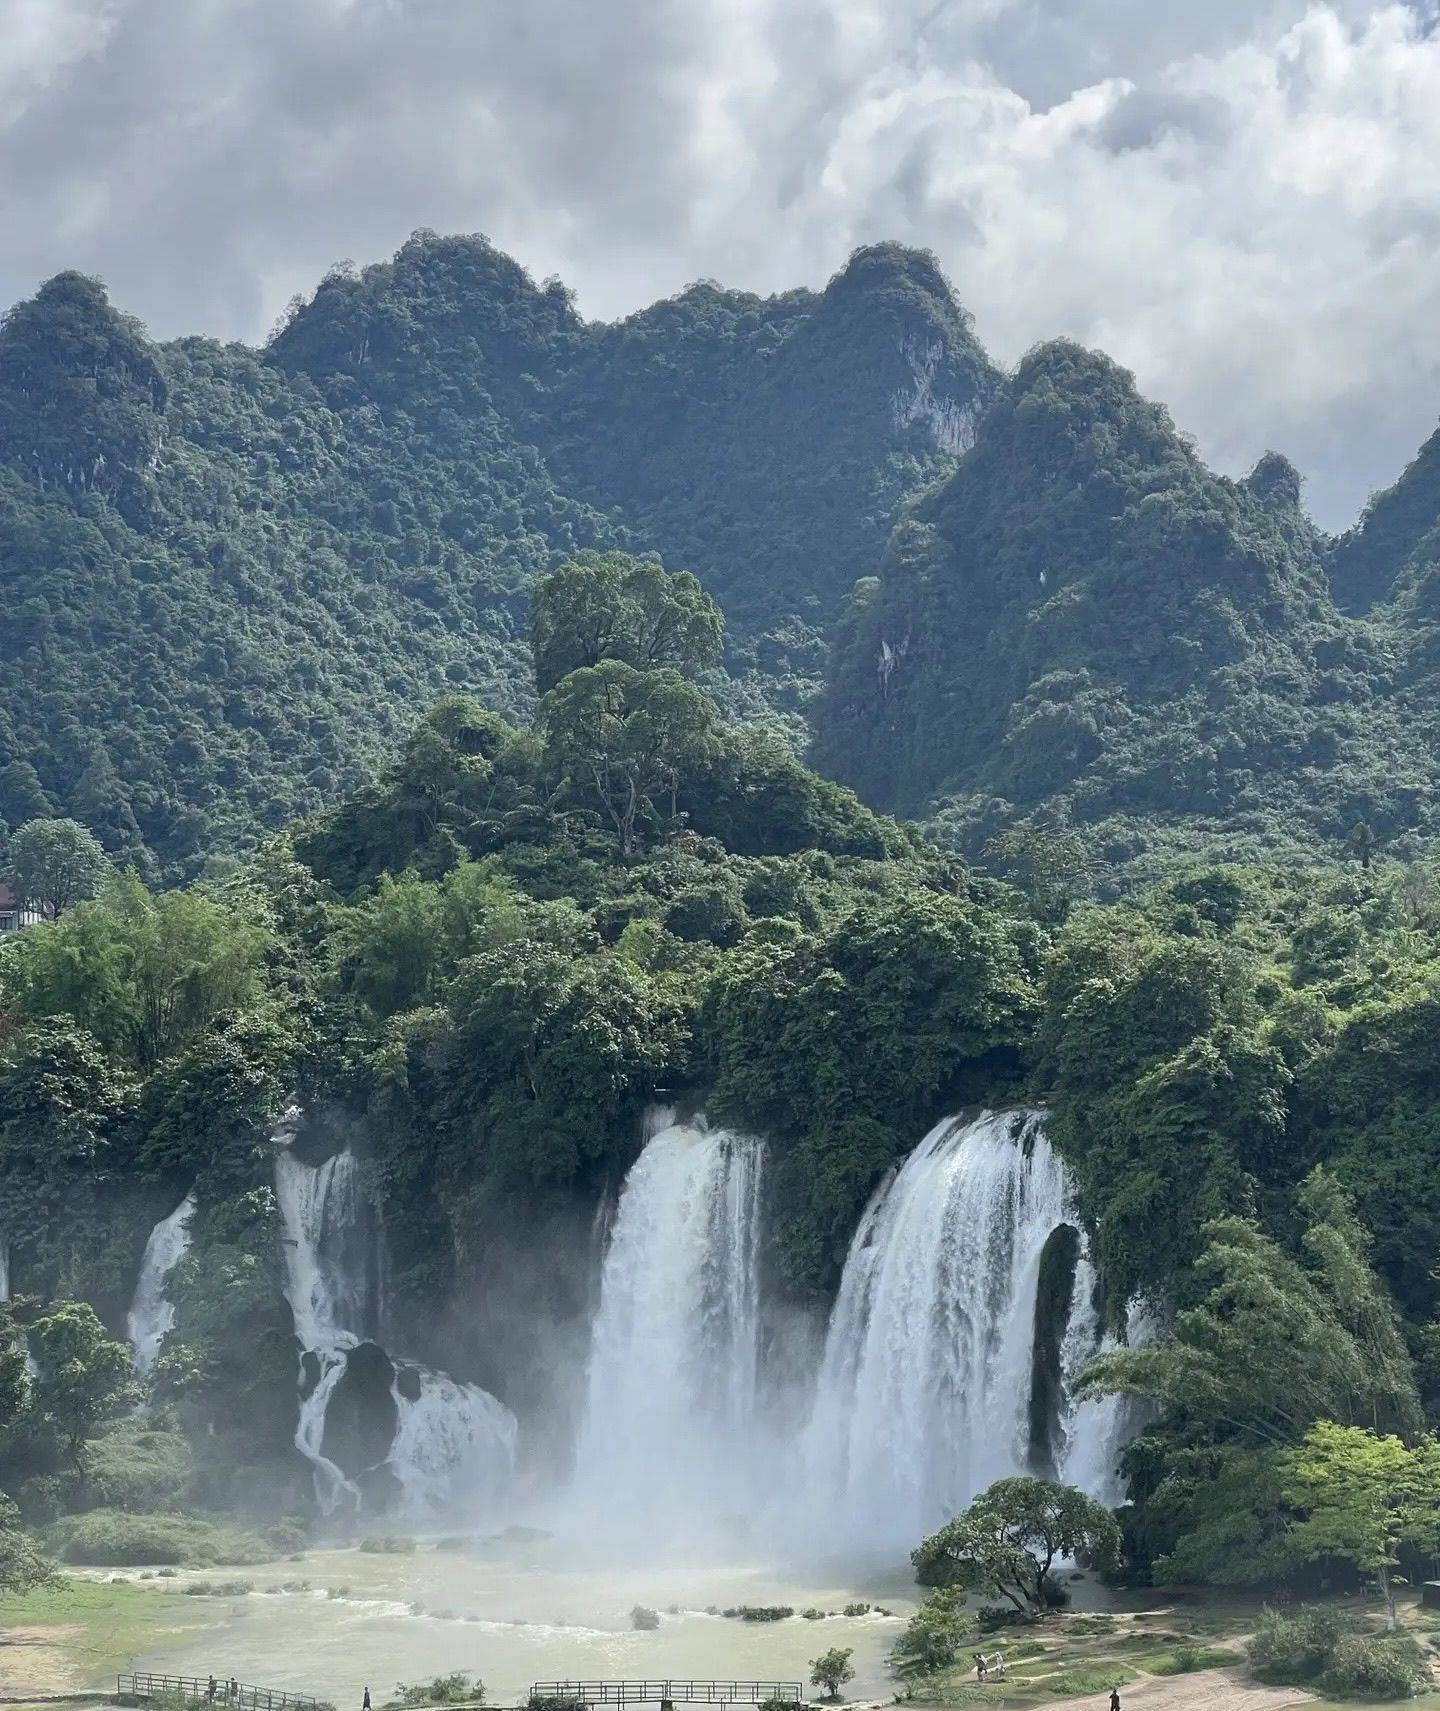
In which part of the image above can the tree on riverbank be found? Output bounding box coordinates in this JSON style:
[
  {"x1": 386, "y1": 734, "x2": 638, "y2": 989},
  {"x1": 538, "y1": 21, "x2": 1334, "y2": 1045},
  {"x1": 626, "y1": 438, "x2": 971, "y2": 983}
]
[
  {"x1": 0, "y1": 1493, "x2": 58, "y2": 1596},
  {"x1": 913, "y1": 1477, "x2": 1121, "y2": 1617},
  {"x1": 809, "y1": 1648, "x2": 855, "y2": 1700},
  {"x1": 1282, "y1": 1422, "x2": 1440, "y2": 1631}
]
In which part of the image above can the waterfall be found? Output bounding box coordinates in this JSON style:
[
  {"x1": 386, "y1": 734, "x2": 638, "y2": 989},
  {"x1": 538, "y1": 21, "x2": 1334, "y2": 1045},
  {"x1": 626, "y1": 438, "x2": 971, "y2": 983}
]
[
  {"x1": 0, "y1": 1238, "x2": 9, "y2": 1303},
  {"x1": 127, "y1": 1193, "x2": 196, "y2": 1372},
  {"x1": 273, "y1": 1133, "x2": 515, "y2": 1519},
  {"x1": 1058, "y1": 1286, "x2": 1158, "y2": 1507},
  {"x1": 275, "y1": 1146, "x2": 375, "y2": 1353},
  {"x1": 387, "y1": 1365, "x2": 518, "y2": 1515},
  {"x1": 570, "y1": 1114, "x2": 765, "y2": 1535},
  {"x1": 802, "y1": 1109, "x2": 1096, "y2": 1558},
  {"x1": 275, "y1": 1144, "x2": 367, "y2": 1510}
]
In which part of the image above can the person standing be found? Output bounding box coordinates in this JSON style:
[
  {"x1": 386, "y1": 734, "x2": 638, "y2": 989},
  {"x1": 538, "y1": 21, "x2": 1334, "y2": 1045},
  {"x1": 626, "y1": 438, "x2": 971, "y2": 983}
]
[
  {"x1": 363, "y1": 1691, "x2": 372, "y2": 1711},
  {"x1": 1109, "y1": 1688, "x2": 1121, "y2": 1711}
]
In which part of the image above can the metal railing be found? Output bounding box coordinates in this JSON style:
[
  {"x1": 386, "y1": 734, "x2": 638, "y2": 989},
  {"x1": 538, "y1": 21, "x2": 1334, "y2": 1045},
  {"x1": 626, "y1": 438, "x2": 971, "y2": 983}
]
[
  {"x1": 530, "y1": 1685, "x2": 802, "y2": 1706},
  {"x1": 117, "y1": 1674, "x2": 324, "y2": 1711}
]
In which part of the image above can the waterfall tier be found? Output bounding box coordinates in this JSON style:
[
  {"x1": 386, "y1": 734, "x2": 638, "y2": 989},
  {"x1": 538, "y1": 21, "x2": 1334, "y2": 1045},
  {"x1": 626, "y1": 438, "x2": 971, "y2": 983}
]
[
  {"x1": 273, "y1": 1133, "x2": 515, "y2": 1519},
  {"x1": 570, "y1": 1115, "x2": 764, "y2": 1536},
  {"x1": 800, "y1": 1109, "x2": 1126, "y2": 1557},
  {"x1": 127, "y1": 1193, "x2": 197, "y2": 1373}
]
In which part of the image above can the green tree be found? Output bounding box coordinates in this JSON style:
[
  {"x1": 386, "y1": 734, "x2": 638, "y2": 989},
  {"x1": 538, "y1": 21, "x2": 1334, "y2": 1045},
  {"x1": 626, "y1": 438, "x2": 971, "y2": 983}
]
[
  {"x1": 27, "y1": 1302, "x2": 138, "y2": 1485},
  {"x1": 531, "y1": 551, "x2": 724, "y2": 694},
  {"x1": 808, "y1": 1647, "x2": 855, "y2": 1700},
  {"x1": 1282, "y1": 1422, "x2": 1440, "y2": 1631},
  {"x1": 2, "y1": 875, "x2": 273, "y2": 1067},
  {"x1": 1345, "y1": 822, "x2": 1377, "y2": 870},
  {"x1": 0, "y1": 1494, "x2": 58, "y2": 1597},
  {"x1": 891, "y1": 1588, "x2": 967, "y2": 1677},
  {"x1": 912, "y1": 1477, "x2": 1121, "y2": 1617},
  {"x1": 0, "y1": 763, "x2": 54, "y2": 831},
  {"x1": 981, "y1": 826, "x2": 1090, "y2": 922},
  {"x1": 3, "y1": 818, "x2": 109, "y2": 918},
  {"x1": 1078, "y1": 1170, "x2": 1422, "y2": 1447},
  {"x1": 541, "y1": 661, "x2": 723, "y2": 854}
]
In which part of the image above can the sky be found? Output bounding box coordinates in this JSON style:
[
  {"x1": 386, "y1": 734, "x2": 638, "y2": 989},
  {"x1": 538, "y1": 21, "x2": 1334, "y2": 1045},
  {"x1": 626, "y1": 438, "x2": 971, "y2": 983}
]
[{"x1": 4, "y1": 0, "x2": 1440, "y2": 530}]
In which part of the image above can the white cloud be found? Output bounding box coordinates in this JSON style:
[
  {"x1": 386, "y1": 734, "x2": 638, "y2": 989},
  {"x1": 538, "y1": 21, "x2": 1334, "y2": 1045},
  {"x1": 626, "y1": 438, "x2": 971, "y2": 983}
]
[{"x1": 1, "y1": 0, "x2": 1439, "y2": 526}]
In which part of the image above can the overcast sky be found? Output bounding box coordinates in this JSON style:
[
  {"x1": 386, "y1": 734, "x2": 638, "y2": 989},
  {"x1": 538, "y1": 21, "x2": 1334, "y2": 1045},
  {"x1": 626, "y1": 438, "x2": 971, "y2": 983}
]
[{"x1": 4, "y1": 0, "x2": 1440, "y2": 529}]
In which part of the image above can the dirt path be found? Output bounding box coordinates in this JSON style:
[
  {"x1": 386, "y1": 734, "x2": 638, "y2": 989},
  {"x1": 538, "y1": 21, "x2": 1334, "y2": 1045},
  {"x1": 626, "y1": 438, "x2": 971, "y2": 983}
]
[
  {"x1": 0, "y1": 1628, "x2": 89, "y2": 1698},
  {"x1": 1111, "y1": 1667, "x2": 1312, "y2": 1711}
]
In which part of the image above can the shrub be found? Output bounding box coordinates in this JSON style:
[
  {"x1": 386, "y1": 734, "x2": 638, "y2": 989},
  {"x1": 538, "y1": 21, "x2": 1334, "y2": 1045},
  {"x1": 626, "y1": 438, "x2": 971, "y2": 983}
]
[
  {"x1": 388, "y1": 1675, "x2": 484, "y2": 1707},
  {"x1": 1149, "y1": 1646, "x2": 1243, "y2": 1675},
  {"x1": 265, "y1": 1520, "x2": 307, "y2": 1555},
  {"x1": 1320, "y1": 1636, "x2": 1431, "y2": 1700},
  {"x1": 84, "y1": 1427, "x2": 195, "y2": 1512},
  {"x1": 723, "y1": 1605, "x2": 793, "y2": 1621},
  {"x1": 631, "y1": 1606, "x2": 660, "y2": 1631},
  {"x1": 1042, "y1": 1667, "x2": 1138, "y2": 1697},
  {"x1": 361, "y1": 1535, "x2": 416, "y2": 1554},
  {"x1": 16, "y1": 1475, "x2": 65, "y2": 1526},
  {"x1": 1247, "y1": 1605, "x2": 1359, "y2": 1684},
  {"x1": 52, "y1": 1510, "x2": 275, "y2": 1566},
  {"x1": 891, "y1": 1607, "x2": 963, "y2": 1677},
  {"x1": 183, "y1": 1581, "x2": 251, "y2": 1597}
]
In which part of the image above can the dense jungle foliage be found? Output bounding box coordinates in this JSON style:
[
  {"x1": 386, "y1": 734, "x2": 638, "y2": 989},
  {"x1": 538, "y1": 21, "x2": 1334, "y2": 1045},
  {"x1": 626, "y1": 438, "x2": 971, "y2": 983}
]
[
  {"x1": 7, "y1": 231, "x2": 1440, "y2": 1607},
  {"x1": 0, "y1": 237, "x2": 989, "y2": 879},
  {"x1": 4, "y1": 554, "x2": 1440, "y2": 1605},
  {"x1": 817, "y1": 341, "x2": 1440, "y2": 885},
  {"x1": 6, "y1": 232, "x2": 1440, "y2": 895}
]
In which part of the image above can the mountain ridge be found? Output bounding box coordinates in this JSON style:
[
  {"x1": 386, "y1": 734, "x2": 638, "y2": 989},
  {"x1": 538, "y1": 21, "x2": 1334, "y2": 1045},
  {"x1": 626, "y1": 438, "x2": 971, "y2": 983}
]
[
  {"x1": 0, "y1": 233, "x2": 986, "y2": 874},
  {"x1": 3, "y1": 230, "x2": 1440, "y2": 885}
]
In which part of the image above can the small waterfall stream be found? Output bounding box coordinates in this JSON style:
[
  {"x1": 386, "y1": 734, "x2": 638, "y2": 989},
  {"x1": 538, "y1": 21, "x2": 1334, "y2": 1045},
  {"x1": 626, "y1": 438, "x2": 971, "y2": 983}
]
[
  {"x1": 570, "y1": 1114, "x2": 765, "y2": 1535},
  {"x1": 273, "y1": 1131, "x2": 515, "y2": 1518},
  {"x1": 127, "y1": 1193, "x2": 197, "y2": 1372},
  {"x1": 275, "y1": 1143, "x2": 368, "y2": 1510}
]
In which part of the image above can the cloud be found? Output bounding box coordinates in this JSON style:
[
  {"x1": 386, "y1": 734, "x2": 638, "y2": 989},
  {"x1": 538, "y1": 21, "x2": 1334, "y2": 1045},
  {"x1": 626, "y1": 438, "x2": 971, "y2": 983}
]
[{"x1": 1, "y1": 0, "x2": 1439, "y2": 527}]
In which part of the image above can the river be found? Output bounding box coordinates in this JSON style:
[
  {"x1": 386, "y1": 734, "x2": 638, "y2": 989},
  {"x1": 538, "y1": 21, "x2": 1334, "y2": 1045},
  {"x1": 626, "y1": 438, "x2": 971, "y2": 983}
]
[{"x1": 118, "y1": 1534, "x2": 916, "y2": 1707}]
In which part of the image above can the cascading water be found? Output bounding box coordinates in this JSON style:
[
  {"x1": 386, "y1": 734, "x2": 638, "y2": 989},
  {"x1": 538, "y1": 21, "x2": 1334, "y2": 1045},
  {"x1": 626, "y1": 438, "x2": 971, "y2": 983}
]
[
  {"x1": 274, "y1": 1144, "x2": 369, "y2": 1510},
  {"x1": 570, "y1": 1114, "x2": 765, "y2": 1538},
  {"x1": 1057, "y1": 1287, "x2": 1158, "y2": 1507},
  {"x1": 273, "y1": 1132, "x2": 516, "y2": 1518},
  {"x1": 0, "y1": 1238, "x2": 9, "y2": 1303},
  {"x1": 801, "y1": 1109, "x2": 1104, "y2": 1558},
  {"x1": 127, "y1": 1193, "x2": 196, "y2": 1372},
  {"x1": 386, "y1": 1366, "x2": 518, "y2": 1515}
]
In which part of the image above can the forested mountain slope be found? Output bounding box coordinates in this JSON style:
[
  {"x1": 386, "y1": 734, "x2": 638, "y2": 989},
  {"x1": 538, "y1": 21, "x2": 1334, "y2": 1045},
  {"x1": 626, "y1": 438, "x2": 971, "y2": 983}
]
[
  {"x1": 816, "y1": 341, "x2": 1437, "y2": 883},
  {"x1": 5, "y1": 230, "x2": 1440, "y2": 888},
  {"x1": 0, "y1": 236, "x2": 991, "y2": 877}
]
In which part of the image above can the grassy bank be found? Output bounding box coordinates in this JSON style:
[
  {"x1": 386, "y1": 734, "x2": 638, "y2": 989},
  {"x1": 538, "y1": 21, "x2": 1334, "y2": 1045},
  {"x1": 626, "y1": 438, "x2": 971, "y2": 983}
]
[
  {"x1": 0, "y1": 1575, "x2": 215, "y2": 1696},
  {"x1": 900, "y1": 1592, "x2": 1440, "y2": 1708}
]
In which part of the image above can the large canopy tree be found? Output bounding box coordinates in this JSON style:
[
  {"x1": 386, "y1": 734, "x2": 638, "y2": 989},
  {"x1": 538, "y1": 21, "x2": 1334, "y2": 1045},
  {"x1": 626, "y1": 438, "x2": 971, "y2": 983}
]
[
  {"x1": 540, "y1": 660, "x2": 723, "y2": 854},
  {"x1": 1282, "y1": 1422, "x2": 1440, "y2": 1631},
  {"x1": 3, "y1": 818, "x2": 109, "y2": 919},
  {"x1": 912, "y1": 1477, "x2": 1121, "y2": 1616},
  {"x1": 531, "y1": 550, "x2": 724, "y2": 694}
]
